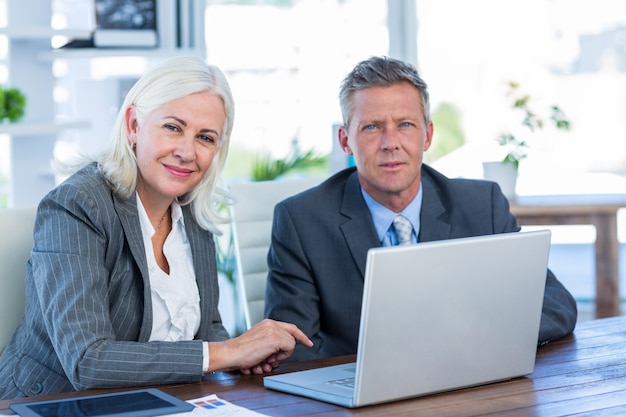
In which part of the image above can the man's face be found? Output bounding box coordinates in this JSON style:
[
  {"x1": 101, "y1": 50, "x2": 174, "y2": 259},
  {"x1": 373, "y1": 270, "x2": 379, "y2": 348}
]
[{"x1": 338, "y1": 82, "x2": 433, "y2": 211}]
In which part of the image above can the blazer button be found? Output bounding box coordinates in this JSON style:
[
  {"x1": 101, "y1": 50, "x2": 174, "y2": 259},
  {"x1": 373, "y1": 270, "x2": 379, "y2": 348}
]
[{"x1": 29, "y1": 382, "x2": 43, "y2": 395}]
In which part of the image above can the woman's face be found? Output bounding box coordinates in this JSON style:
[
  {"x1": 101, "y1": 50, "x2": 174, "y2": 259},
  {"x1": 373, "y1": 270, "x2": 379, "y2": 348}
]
[{"x1": 126, "y1": 90, "x2": 226, "y2": 206}]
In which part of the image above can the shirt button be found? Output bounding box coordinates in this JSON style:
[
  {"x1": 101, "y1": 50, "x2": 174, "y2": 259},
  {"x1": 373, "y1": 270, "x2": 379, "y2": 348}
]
[{"x1": 29, "y1": 382, "x2": 43, "y2": 395}]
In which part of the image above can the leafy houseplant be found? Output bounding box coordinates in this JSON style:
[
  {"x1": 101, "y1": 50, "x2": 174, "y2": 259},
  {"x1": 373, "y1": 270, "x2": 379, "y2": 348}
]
[
  {"x1": 484, "y1": 81, "x2": 570, "y2": 198},
  {"x1": 497, "y1": 81, "x2": 570, "y2": 170},
  {"x1": 0, "y1": 86, "x2": 26, "y2": 123},
  {"x1": 251, "y1": 146, "x2": 328, "y2": 181}
]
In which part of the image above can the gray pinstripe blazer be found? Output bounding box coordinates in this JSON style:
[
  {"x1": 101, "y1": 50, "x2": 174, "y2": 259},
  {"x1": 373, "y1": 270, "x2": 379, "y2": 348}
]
[{"x1": 0, "y1": 163, "x2": 229, "y2": 399}]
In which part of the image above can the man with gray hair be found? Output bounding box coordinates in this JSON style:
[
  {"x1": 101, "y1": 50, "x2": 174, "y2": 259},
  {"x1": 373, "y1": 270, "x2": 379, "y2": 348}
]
[{"x1": 265, "y1": 56, "x2": 577, "y2": 362}]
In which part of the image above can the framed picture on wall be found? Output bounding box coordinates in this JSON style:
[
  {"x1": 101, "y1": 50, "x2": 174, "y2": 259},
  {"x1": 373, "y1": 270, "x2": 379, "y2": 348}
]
[{"x1": 93, "y1": 0, "x2": 158, "y2": 48}]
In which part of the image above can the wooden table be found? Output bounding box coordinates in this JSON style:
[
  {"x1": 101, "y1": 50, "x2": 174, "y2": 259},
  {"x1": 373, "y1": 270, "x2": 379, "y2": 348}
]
[
  {"x1": 2, "y1": 316, "x2": 626, "y2": 416},
  {"x1": 510, "y1": 194, "x2": 626, "y2": 318}
]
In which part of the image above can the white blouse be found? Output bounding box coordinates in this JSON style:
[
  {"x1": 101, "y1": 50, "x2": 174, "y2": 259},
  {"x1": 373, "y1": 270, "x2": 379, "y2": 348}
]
[
  {"x1": 136, "y1": 197, "x2": 201, "y2": 342},
  {"x1": 136, "y1": 197, "x2": 209, "y2": 372}
]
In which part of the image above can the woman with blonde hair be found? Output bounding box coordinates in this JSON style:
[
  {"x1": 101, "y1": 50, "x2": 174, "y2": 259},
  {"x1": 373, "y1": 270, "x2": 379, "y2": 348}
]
[{"x1": 0, "y1": 56, "x2": 311, "y2": 399}]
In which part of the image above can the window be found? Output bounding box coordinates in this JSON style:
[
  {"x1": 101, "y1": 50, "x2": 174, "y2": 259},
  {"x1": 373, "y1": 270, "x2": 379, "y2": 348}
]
[
  {"x1": 414, "y1": 0, "x2": 626, "y2": 308},
  {"x1": 417, "y1": 0, "x2": 626, "y2": 191},
  {"x1": 204, "y1": 0, "x2": 389, "y2": 179}
]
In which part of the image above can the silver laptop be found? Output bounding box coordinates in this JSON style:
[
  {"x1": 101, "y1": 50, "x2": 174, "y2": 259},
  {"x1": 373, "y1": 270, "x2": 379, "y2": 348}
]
[{"x1": 264, "y1": 230, "x2": 551, "y2": 408}]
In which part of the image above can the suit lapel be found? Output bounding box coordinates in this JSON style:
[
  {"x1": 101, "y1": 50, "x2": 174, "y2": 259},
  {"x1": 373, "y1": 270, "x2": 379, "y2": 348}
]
[
  {"x1": 113, "y1": 193, "x2": 154, "y2": 342},
  {"x1": 339, "y1": 172, "x2": 381, "y2": 278},
  {"x1": 339, "y1": 168, "x2": 453, "y2": 275},
  {"x1": 181, "y1": 204, "x2": 215, "y2": 338},
  {"x1": 419, "y1": 169, "x2": 451, "y2": 242}
]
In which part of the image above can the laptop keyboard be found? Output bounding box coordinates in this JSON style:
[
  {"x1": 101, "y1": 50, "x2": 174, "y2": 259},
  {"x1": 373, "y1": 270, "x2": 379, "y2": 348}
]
[{"x1": 325, "y1": 377, "x2": 355, "y2": 389}]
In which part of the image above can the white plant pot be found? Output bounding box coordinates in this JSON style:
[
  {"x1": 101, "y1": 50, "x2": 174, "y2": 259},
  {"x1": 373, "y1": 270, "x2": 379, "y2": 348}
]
[{"x1": 482, "y1": 161, "x2": 518, "y2": 198}]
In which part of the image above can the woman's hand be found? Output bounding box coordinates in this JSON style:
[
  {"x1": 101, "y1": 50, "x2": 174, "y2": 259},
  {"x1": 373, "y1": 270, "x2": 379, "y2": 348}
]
[{"x1": 207, "y1": 319, "x2": 313, "y2": 374}]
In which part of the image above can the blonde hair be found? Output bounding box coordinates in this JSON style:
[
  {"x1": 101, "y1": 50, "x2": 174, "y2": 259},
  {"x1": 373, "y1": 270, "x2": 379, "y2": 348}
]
[{"x1": 60, "y1": 56, "x2": 235, "y2": 234}]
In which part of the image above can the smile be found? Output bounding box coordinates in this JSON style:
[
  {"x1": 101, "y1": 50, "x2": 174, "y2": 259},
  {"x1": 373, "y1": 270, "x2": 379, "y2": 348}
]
[{"x1": 164, "y1": 164, "x2": 194, "y2": 178}]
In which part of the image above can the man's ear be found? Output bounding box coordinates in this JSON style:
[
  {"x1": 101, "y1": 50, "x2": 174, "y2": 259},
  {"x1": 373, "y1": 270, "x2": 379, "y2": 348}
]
[
  {"x1": 423, "y1": 120, "x2": 434, "y2": 151},
  {"x1": 338, "y1": 125, "x2": 353, "y2": 155}
]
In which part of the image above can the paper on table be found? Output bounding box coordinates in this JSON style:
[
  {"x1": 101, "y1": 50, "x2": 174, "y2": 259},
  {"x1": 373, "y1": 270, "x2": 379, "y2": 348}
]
[{"x1": 170, "y1": 394, "x2": 269, "y2": 416}]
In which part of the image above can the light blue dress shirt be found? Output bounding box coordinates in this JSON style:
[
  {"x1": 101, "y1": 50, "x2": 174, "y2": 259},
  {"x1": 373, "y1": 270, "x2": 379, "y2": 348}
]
[{"x1": 361, "y1": 184, "x2": 423, "y2": 246}]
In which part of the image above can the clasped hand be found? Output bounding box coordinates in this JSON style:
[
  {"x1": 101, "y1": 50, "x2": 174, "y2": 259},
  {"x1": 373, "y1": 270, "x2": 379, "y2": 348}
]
[{"x1": 208, "y1": 319, "x2": 313, "y2": 375}]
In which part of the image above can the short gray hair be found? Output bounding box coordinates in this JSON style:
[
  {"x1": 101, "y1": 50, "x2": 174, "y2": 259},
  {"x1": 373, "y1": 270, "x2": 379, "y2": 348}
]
[{"x1": 339, "y1": 56, "x2": 430, "y2": 128}]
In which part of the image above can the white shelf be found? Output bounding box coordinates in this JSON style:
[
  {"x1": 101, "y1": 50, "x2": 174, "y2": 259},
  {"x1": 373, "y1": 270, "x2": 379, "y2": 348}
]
[
  {"x1": 2, "y1": 2, "x2": 205, "y2": 207},
  {"x1": 37, "y1": 47, "x2": 204, "y2": 62},
  {"x1": 0, "y1": 120, "x2": 91, "y2": 137},
  {"x1": 0, "y1": 26, "x2": 91, "y2": 40}
]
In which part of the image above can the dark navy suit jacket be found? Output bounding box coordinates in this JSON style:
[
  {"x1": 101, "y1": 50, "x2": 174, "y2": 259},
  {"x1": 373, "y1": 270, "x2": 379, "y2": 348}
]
[{"x1": 265, "y1": 165, "x2": 577, "y2": 361}]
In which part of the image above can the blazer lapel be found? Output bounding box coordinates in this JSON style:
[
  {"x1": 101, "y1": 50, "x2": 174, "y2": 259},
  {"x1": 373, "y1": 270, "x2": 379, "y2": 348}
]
[
  {"x1": 419, "y1": 170, "x2": 451, "y2": 242},
  {"x1": 113, "y1": 193, "x2": 154, "y2": 342},
  {"x1": 182, "y1": 205, "x2": 209, "y2": 285},
  {"x1": 181, "y1": 204, "x2": 215, "y2": 337},
  {"x1": 340, "y1": 172, "x2": 381, "y2": 278},
  {"x1": 337, "y1": 168, "x2": 454, "y2": 275}
]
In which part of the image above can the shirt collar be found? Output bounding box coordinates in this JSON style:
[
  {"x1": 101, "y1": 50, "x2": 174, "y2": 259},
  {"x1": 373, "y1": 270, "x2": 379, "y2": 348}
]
[{"x1": 361, "y1": 184, "x2": 423, "y2": 243}]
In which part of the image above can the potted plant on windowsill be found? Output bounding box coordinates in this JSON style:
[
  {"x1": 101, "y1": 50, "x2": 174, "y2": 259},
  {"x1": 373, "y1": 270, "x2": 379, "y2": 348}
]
[{"x1": 483, "y1": 81, "x2": 570, "y2": 198}]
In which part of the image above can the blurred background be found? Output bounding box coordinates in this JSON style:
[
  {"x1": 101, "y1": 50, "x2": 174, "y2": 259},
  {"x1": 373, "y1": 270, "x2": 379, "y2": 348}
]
[{"x1": 2, "y1": 0, "x2": 626, "y2": 324}]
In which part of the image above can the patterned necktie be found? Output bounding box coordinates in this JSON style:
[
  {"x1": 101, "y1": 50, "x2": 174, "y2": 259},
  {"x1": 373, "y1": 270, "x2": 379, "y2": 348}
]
[{"x1": 393, "y1": 215, "x2": 413, "y2": 246}]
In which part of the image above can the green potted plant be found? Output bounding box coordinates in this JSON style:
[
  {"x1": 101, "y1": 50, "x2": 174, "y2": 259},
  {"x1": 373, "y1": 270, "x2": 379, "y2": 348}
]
[
  {"x1": 251, "y1": 146, "x2": 328, "y2": 181},
  {"x1": 483, "y1": 81, "x2": 570, "y2": 197},
  {"x1": 0, "y1": 86, "x2": 26, "y2": 123}
]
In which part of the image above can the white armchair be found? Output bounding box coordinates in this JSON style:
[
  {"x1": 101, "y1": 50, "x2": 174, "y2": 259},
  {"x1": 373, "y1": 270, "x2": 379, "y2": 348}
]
[
  {"x1": 229, "y1": 178, "x2": 322, "y2": 330},
  {"x1": 0, "y1": 207, "x2": 36, "y2": 352}
]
